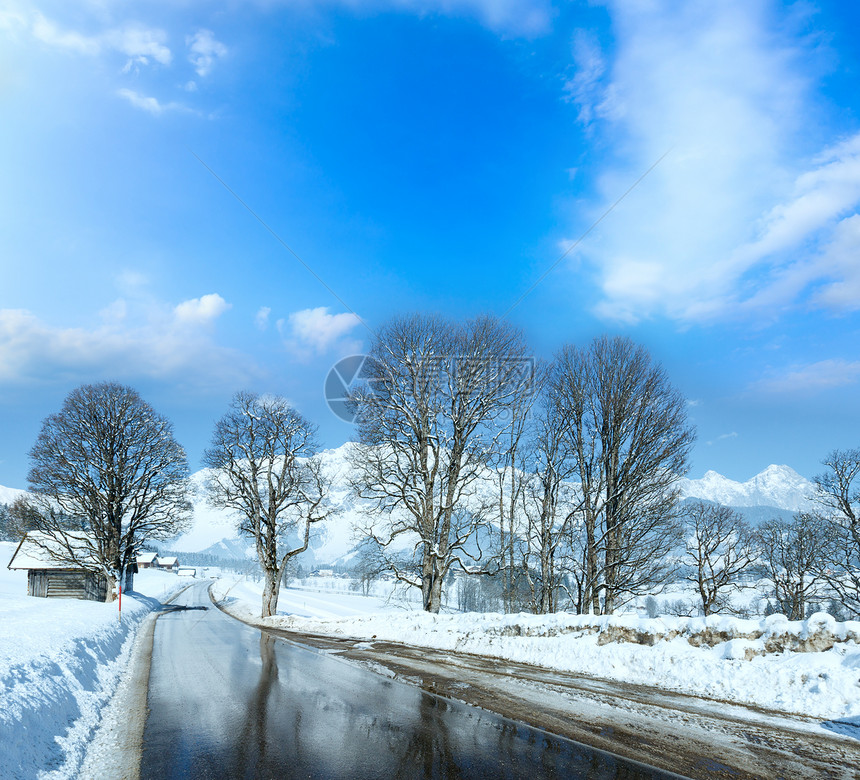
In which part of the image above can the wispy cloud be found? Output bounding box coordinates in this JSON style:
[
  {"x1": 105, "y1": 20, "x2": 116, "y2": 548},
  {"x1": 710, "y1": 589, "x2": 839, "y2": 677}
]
[
  {"x1": 752, "y1": 359, "x2": 860, "y2": 395},
  {"x1": 563, "y1": 29, "x2": 607, "y2": 126},
  {"x1": 30, "y1": 11, "x2": 100, "y2": 54},
  {"x1": 116, "y1": 88, "x2": 186, "y2": 115},
  {"x1": 255, "y1": 307, "x2": 272, "y2": 331},
  {"x1": 17, "y1": 10, "x2": 171, "y2": 66},
  {"x1": 186, "y1": 29, "x2": 227, "y2": 77},
  {"x1": 278, "y1": 306, "x2": 362, "y2": 359},
  {"x1": 566, "y1": 0, "x2": 860, "y2": 325}
]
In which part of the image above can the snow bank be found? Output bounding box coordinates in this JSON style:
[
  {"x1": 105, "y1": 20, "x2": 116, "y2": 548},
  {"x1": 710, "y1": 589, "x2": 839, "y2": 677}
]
[
  {"x1": 0, "y1": 543, "x2": 184, "y2": 780},
  {"x1": 213, "y1": 575, "x2": 860, "y2": 724}
]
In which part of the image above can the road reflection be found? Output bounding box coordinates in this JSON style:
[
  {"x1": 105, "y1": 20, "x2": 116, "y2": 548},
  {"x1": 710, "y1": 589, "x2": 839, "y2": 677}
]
[{"x1": 142, "y1": 584, "x2": 678, "y2": 780}]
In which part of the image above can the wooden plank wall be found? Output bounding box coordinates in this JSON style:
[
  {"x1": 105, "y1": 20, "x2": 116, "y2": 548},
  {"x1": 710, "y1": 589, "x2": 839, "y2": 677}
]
[{"x1": 27, "y1": 569, "x2": 108, "y2": 601}]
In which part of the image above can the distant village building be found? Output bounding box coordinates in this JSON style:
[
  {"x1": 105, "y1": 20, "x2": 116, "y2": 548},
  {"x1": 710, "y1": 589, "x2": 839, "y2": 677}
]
[
  {"x1": 176, "y1": 567, "x2": 196, "y2": 578},
  {"x1": 156, "y1": 556, "x2": 178, "y2": 572},
  {"x1": 136, "y1": 551, "x2": 159, "y2": 569},
  {"x1": 7, "y1": 532, "x2": 134, "y2": 601}
]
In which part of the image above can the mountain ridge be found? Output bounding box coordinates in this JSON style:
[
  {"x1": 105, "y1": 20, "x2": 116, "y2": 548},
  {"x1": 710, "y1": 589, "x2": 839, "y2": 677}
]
[{"x1": 1, "y1": 448, "x2": 819, "y2": 559}]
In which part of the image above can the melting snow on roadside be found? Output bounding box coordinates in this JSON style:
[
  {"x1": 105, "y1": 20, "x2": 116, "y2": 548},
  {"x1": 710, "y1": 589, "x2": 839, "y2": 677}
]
[
  {"x1": 0, "y1": 542, "x2": 183, "y2": 779},
  {"x1": 212, "y1": 576, "x2": 860, "y2": 729}
]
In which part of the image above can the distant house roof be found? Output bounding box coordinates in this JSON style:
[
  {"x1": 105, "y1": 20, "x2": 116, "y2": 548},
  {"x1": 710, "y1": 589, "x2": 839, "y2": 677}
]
[
  {"x1": 7, "y1": 531, "x2": 98, "y2": 571},
  {"x1": 136, "y1": 552, "x2": 158, "y2": 564},
  {"x1": 157, "y1": 556, "x2": 178, "y2": 566},
  {"x1": 176, "y1": 567, "x2": 196, "y2": 576}
]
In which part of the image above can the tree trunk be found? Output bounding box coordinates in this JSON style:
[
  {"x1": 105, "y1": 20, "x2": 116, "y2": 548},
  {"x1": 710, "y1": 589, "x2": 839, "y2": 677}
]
[
  {"x1": 261, "y1": 567, "x2": 281, "y2": 618},
  {"x1": 105, "y1": 575, "x2": 117, "y2": 603},
  {"x1": 586, "y1": 511, "x2": 599, "y2": 614},
  {"x1": 427, "y1": 574, "x2": 444, "y2": 613}
]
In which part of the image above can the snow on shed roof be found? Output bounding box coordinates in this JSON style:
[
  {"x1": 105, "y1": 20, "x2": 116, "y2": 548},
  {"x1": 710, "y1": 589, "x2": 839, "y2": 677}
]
[
  {"x1": 136, "y1": 552, "x2": 158, "y2": 563},
  {"x1": 157, "y1": 556, "x2": 178, "y2": 566},
  {"x1": 6, "y1": 531, "x2": 99, "y2": 571}
]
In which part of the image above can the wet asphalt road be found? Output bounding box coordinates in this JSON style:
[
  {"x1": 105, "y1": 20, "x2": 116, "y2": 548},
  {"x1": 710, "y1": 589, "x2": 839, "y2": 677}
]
[{"x1": 141, "y1": 581, "x2": 681, "y2": 780}]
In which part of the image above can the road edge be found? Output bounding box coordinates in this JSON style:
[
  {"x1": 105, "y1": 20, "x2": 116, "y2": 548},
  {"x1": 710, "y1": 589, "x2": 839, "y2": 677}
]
[{"x1": 79, "y1": 584, "x2": 194, "y2": 779}]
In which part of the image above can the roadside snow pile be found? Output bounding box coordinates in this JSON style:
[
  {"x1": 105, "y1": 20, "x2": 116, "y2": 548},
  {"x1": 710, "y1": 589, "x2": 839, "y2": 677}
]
[
  {"x1": 212, "y1": 575, "x2": 860, "y2": 722},
  {"x1": 0, "y1": 543, "x2": 183, "y2": 780}
]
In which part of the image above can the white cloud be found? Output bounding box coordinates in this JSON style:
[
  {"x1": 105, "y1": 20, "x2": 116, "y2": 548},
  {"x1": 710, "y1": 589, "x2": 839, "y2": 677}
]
[
  {"x1": 117, "y1": 88, "x2": 163, "y2": 114},
  {"x1": 279, "y1": 306, "x2": 362, "y2": 358},
  {"x1": 107, "y1": 23, "x2": 171, "y2": 67},
  {"x1": 563, "y1": 30, "x2": 606, "y2": 126},
  {"x1": 186, "y1": 29, "x2": 226, "y2": 77},
  {"x1": 116, "y1": 88, "x2": 189, "y2": 115},
  {"x1": 811, "y1": 213, "x2": 860, "y2": 311},
  {"x1": 752, "y1": 359, "x2": 860, "y2": 395},
  {"x1": 173, "y1": 293, "x2": 231, "y2": 325},
  {"x1": 567, "y1": 0, "x2": 860, "y2": 324},
  {"x1": 0, "y1": 298, "x2": 252, "y2": 387},
  {"x1": 255, "y1": 306, "x2": 272, "y2": 331},
  {"x1": 17, "y1": 9, "x2": 171, "y2": 67},
  {"x1": 31, "y1": 11, "x2": 99, "y2": 54}
]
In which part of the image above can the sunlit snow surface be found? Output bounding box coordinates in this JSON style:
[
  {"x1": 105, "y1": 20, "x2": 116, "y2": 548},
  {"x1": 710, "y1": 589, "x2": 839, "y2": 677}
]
[
  {"x1": 213, "y1": 575, "x2": 860, "y2": 733},
  {"x1": 0, "y1": 541, "x2": 184, "y2": 779}
]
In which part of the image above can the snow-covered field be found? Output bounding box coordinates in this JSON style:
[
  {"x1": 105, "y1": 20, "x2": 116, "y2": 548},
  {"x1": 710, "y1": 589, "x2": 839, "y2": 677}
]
[
  {"x1": 213, "y1": 575, "x2": 860, "y2": 732},
  {"x1": 213, "y1": 575, "x2": 410, "y2": 620},
  {"x1": 0, "y1": 542, "x2": 187, "y2": 780}
]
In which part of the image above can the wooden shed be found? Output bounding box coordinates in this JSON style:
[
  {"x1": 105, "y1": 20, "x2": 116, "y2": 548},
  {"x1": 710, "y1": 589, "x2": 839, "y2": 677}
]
[{"x1": 7, "y1": 532, "x2": 134, "y2": 601}]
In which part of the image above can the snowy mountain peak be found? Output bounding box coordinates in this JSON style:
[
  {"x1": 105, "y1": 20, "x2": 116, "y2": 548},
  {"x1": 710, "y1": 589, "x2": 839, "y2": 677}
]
[
  {"x1": 0, "y1": 485, "x2": 28, "y2": 506},
  {"x1": 680, "y1": 464, "x2": 815, "y2": 512}
]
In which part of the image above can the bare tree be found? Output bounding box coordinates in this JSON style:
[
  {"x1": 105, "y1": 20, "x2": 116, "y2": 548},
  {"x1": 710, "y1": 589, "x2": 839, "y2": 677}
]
[
  {"x1": 814, "y1": 448, "x2": 860, "y2": 617},
  {"x1": 682, "y1": 501, "x2": 755, "y2": 616},
  {"x1": 204, "y1": 392, "x2": 330, "y2": 618},
  {"x1": 349, "y1": 314, "x2": 532, "y2": 613},
  {"x1": 490, "y1": 362, "x2": 545, "y2": 613},
  {"x1": 550, "y1": 336, "x2": 694, "y2": 614},
  {"x1": 755, "y1": 514, "x2": 833, "y2": 620},
  {"x1": 27, "y1": 382, "x2": 191, "y2": 601},
  {"x1": 518, "y1": 394, "x2": 581, "y2": 614}
]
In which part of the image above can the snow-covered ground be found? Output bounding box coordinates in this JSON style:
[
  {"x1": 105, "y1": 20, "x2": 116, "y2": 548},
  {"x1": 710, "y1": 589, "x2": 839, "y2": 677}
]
[
  {"x1": 213, "y1": 575, "x2": 411, "y2": 620},
  {"x1": 0, "y1": 542, "x2": 187, "y2": 780},
  {"x1": 213, "y1": 575, "x2": 860, "y2": 731}
]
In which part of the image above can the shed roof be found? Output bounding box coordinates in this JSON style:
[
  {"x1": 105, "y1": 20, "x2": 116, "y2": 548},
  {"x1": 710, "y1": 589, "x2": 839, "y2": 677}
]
[
  {"x1": 7, "y1": 531, "x2": 98, "y2": 571},
  {"x1": 157, "y1": 556, "x2": 178, "y2": 566}
]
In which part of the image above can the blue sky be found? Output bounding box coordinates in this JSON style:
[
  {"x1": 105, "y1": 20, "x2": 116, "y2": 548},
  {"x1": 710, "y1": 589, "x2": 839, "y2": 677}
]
[{"x1": 1, "y1": 0, "x2": 859, "y2": 487}]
